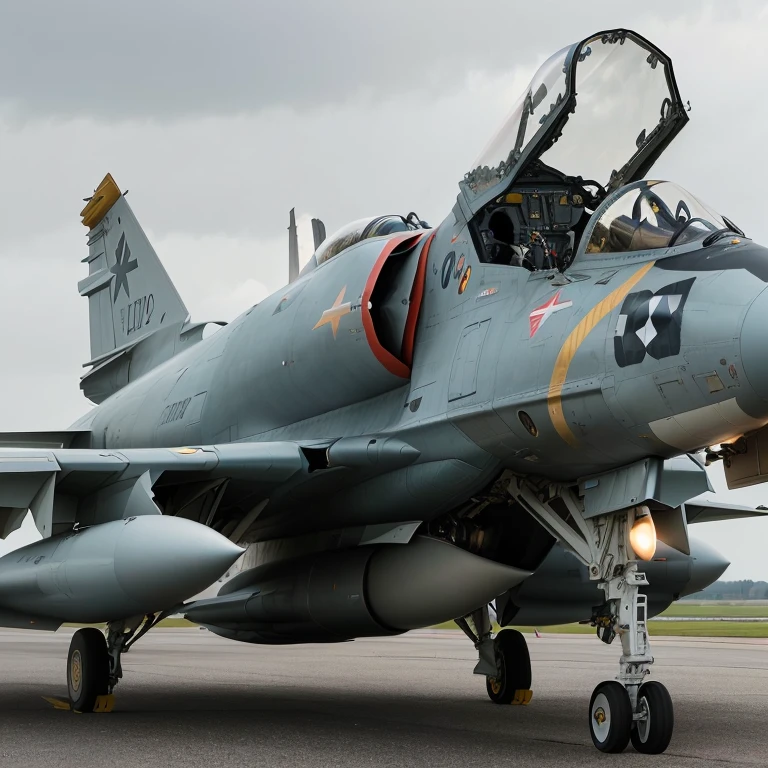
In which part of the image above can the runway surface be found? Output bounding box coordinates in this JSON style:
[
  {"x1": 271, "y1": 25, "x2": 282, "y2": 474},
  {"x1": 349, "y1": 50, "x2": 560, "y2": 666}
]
[{"x1": 0, "y1": 627, "x2": 766, "y2": 767}]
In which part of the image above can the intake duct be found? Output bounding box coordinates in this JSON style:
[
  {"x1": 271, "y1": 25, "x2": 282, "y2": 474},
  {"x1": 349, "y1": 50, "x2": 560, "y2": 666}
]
[
  {"x1": 185, "y1": 535, "x2": 530, "y2": 644},
  {"x1": 364, "y1": 232, "x2": 432, "y2": 373}
]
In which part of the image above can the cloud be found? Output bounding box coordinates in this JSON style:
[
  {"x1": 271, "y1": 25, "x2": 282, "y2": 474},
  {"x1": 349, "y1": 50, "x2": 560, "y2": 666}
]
[
  {"x1": 0, "y1": 0, "x2": 683, "y2": 122},
  {"x1": 0, "y1": 71, "x2": 521, "y2": 245}
]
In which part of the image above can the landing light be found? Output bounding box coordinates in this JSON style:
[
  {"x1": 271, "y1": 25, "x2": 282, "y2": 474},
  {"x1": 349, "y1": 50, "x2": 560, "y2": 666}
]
[{"x1": 629, "y1": 510, "x2": 657, "y2": 561}]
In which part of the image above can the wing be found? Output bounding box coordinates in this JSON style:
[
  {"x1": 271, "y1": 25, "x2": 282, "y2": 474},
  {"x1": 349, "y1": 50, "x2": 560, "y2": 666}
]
[
  {"x1": 684, "y1": 496, "x2": 768, "y2": 524},
  {"x1": 0, "y1": 442, "x2": 305, "y2": 541},
  {"x1": 0, "y1": 436, "x2": 420, "y2": 542}
]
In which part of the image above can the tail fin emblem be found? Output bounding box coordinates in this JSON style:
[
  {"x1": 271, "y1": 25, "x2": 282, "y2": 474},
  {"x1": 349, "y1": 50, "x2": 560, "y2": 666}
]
[{"x1": 111, "y1": 232, "x2": 139, "y2": 303}]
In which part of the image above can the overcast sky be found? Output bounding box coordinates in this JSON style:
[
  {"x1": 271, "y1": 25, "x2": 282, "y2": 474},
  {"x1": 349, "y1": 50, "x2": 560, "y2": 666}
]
[{"x1": 1, "y1": 1, "x2": 768, "y2": 578}]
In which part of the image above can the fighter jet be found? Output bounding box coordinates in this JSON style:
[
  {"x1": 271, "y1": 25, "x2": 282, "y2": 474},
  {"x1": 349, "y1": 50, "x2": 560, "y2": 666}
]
[{"x1": 0, "y1": 28, "x2": 764, "y2": 755}]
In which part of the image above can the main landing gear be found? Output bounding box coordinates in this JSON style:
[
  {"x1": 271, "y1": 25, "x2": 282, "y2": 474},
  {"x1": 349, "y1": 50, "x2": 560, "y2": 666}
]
[
  {"x1": 456, "y1": 606, "x2": 533, "y2": 707},
  {"x1": 67, "y1": 627, "x2": 109, "y2": 712},
  {"x1": 66, "y1": 614, "x2": 163, "y2": 712},
  {"x1": 486, "y1": 629, "x2": 532, "y2": 705},
  {"x1": 507, "y1": 477, "x2": 674, "y2": 754}
]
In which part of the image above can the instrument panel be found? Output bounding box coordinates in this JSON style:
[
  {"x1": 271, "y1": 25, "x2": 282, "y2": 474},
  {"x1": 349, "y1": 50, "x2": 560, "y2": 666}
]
[{"x1": 475, "y1": 185, "x2": 587, "y2": 271}]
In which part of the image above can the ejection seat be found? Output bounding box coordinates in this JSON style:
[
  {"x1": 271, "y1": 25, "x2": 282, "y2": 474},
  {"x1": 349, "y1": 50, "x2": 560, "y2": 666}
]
[{"x1": 607, "y1": 215, "x2": 675, "y2": 252}]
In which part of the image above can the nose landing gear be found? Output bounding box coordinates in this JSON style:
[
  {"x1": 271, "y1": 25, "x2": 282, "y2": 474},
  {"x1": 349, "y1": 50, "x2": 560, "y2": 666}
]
[
  {"x1": 588, "y1": 564, "x2": 674, "y2": 754},
  {"x1": 508, "y1": 476, "x2": 675, "y2": 754},
  {"x1": 588, "y1": 678, "x2": 674, "y2": 754}
]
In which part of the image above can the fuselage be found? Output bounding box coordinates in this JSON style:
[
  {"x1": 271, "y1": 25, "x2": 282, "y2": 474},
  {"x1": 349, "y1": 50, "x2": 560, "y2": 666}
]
[{"x1": 70, "y1": 191, "x2": 768, "y2": 547}]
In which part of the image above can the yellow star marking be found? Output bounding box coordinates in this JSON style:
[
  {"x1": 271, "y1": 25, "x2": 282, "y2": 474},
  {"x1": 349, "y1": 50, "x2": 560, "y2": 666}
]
[{"x1": 313, "y1": 286, "x2": 352, "y2": 339}]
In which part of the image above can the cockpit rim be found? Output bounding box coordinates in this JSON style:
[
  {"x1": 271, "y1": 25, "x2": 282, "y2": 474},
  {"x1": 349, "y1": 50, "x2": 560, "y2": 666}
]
[{"x1": 299, "y1": 214, "x2": 430, "y2": 278}]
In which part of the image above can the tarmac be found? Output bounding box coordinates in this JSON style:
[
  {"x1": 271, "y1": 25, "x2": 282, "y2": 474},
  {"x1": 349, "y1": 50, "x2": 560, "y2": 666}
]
[{"x1": 0, "y1": 627, "x2": 766, "y2": 767}]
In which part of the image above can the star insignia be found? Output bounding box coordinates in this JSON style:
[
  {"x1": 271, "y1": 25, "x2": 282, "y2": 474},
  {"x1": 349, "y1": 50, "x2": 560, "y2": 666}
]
[
  {"x1": 111, "y1": 232, "x2": 139, "y2": 303},
  {"x1": 313, "y1": 286, "x2": 352, "y2": 338}
]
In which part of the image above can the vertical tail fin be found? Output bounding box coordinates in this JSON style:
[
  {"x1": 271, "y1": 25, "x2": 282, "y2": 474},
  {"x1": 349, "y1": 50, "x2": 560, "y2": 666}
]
[
  {"x1": 78, "y1": 174, "x2": 189, "y2": 363},
  {"x1": 288, "y1": 208, "x2": 299, "y2": 284},
  {"x1": 287, "y1": 211, "x2": 326, "y2": 283},
  {"x1": 311, "y1": 218, "x2": 326, "y2": 250}
]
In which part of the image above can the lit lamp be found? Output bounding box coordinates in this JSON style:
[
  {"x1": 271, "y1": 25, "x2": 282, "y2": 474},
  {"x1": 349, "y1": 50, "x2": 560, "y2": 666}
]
[{"x1": 629, "y1": 509, "x2": 657, "y2": 561}]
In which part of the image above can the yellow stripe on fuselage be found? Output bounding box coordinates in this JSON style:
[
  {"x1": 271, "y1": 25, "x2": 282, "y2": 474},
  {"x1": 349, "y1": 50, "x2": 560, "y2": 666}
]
[{"x1": 547, "y1": 261, "x2": 656, "y2": 447}]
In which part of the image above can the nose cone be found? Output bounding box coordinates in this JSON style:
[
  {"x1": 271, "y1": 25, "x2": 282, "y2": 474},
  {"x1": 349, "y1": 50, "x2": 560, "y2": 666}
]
[
  {"x1": 114, "y1": 515, "x2": 244, "y2": 610},
  {"x1": 681, "y1": 537, "x2": 730, "y2": 597},
  {"x1": 741, "y1": 284, "x2": 768, "y2": 404}
]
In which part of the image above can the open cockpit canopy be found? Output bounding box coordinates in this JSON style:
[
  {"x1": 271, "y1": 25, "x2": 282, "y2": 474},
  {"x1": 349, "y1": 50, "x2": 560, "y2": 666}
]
[{"x1": 460, "y1": 30, "x2": 689, "y2": 215}]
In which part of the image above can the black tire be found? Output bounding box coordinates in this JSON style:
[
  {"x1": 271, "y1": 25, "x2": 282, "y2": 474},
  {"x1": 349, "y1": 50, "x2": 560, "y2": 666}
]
[
  {"x1": 631, "y1": 681, "x2": 674, "y2": 754},
  {"x1": 486, "y1": 629, "x2": 532, "y2": 704},
  {"x1": 589, "y1": 681, "x2": 632, "y2": 753},
  {"x1": 67, "y1": 628, "x2": 109, "y2": 713}
]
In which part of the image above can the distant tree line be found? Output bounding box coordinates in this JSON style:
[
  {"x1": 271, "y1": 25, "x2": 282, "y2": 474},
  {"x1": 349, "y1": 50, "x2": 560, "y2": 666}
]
[{"x1": 682, "y1": 580, "x2": 768, "y2": 600}]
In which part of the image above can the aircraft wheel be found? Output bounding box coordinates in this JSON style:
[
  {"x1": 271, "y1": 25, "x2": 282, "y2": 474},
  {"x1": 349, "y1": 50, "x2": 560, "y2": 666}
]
[
  {"x1": 630, "y1": 681, "x2": 674, "y2": 754},
  {"x1": 486, "y1": 629, "x2": 532, "y2": 704},
  {"x1": 589, "y1": 681, "x2": 632, "y2": 753},
  {"x1": 67, "y1": 628, "x2": 109, "y2": 712}
]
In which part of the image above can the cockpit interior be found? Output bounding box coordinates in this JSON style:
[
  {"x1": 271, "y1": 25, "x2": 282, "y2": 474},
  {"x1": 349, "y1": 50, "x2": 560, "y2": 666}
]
[
  {"x1": 472, "y1": 161, "x2": 602, "y2": 271},
  {"x1": 460, "y1": 31, "x2": 746, "y2": 272}
]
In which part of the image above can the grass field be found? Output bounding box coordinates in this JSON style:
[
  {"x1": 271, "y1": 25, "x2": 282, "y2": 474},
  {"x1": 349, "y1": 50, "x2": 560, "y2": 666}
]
[
  {"x1": 64, "y1": 618, "x2": 195, "y2": 629},
  {"x1": 153, "y1": 618, "x2": 196, "y2": 628},
  {"x1": 68, "y1": 605, "x2": 768, "y2": 638},
  {"x1": 430, "y1": 619, "x2": 768, "y2": 637},
  {"x1": 659, "y1": 604, "x2": 768, "y2": 618},
  {"x1": 430, "y1": 602, "x2": 768, "y2": 637},
  {"x1": 516, "y1": 621, "x2": 768, "y2": 638}
]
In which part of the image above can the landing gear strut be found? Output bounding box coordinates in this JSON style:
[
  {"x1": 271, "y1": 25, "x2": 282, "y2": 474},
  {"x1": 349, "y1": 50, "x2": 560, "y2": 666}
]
[
  {"x1": 66, "y1": 613, "x2": 164, "y2": 712},
  {"x1": 508, "y1": 477, "x2": 674, "y2": 754},
  {"x1": 457, "y1": 605, "x2": 533, "y2": 706}
]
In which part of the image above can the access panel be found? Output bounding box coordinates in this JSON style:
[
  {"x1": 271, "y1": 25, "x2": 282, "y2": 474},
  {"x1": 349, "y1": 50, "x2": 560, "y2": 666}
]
[{"x1": 448, "y1": 320, "x2": 491, "y2": 401}]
